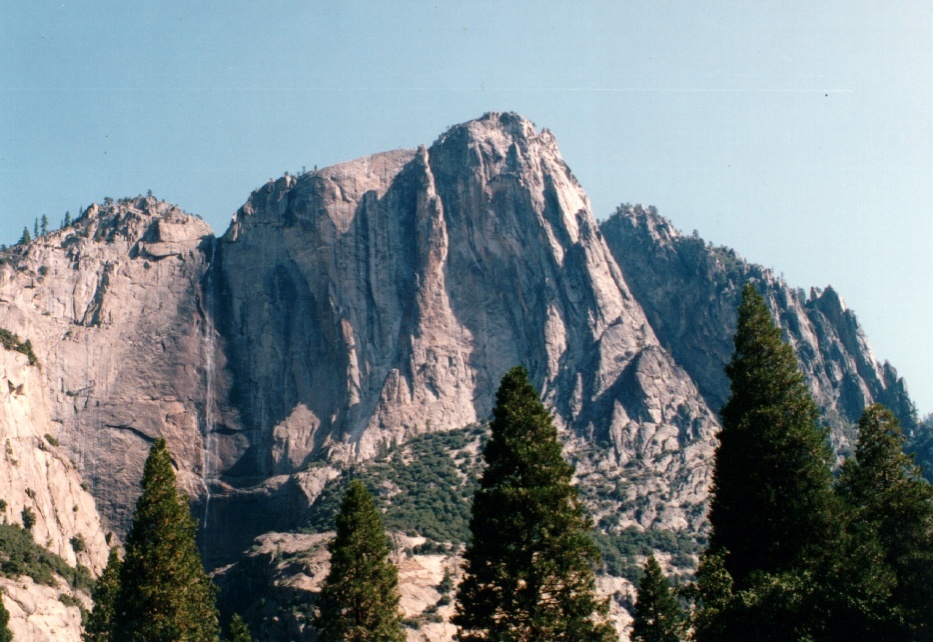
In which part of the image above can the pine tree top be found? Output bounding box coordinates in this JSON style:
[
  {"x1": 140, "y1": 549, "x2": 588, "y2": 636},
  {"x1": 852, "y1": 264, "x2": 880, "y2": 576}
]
[
  {"x1": 455, "y1": 366, "x2": 615, "y2": 642},
  {"x1": 315, "y1": 479, "x2": 405, "y2": 642},
  {"x1": 709, "y1": 283, "x2": 835, "y2": 587},
  {"x1": 632, "y1": 555, "x2": 683, "y2": 642},
  {"x1": 114, "y1": 438, "x2": 219, "y2": 641}
]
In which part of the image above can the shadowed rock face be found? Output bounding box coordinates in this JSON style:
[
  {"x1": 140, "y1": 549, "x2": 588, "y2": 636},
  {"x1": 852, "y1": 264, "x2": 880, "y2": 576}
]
[{"x1": 600, "y1": 204, "x2": 916, "y2": 458}]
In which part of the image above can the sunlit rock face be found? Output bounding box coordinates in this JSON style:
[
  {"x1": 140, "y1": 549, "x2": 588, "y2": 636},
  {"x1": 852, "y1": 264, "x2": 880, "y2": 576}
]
[{"x1": 213, "y1": 113, "x2": 718, "y2": 550}]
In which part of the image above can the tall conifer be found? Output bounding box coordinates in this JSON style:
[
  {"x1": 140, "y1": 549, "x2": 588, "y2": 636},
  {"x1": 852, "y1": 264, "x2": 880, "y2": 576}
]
[
  {"x1": 708, "y1": 283, "x2": 836, "y2": 588},
  {"x1": 632, "y1": 555, "x2": 683, "y2": 642},
  {"x1": 313, "y1": 479, "x2": 405, "y2": 642},
  {"x1": 84, "y1": 548, "x2": 122, "y2": 642},
  {"x1": 454, "y1": 366, "x2": 614, "y2": 642},
  {"x1": 113, "y1": 438, "x2": 219, "y2": 641},
  {"x1": 838, "y1": 404, "x2": 933, "y2": 639}
]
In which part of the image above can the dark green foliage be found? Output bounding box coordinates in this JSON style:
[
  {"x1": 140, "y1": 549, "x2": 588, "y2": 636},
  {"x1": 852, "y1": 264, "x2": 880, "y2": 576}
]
[
  {"x1": 64, "y1": 211, "x2": 72, "y2": 228},
  {"x1": 33, "y1": 219, "x2": 39, "y2": 239},
  {"x1": 0, "y1": 328, "x2": 38, "y2": 365},
  {"x1": 592, "y1": 528, "x2": 700, "y2": 582},
  {"x1": 308, "y1": 426, "x2": 483, "y2": 544},
  {"x1": 0, "y1": 522, "x2": 93, "y2": 591},
  {"x1": 226, "y1": 613, "x2": 252, "y2": 642},
  {"x1": 687, "y1": 550, "x2": 733, "y2": 642},
  {"x1": 84, "y1": 548, "x2": 121, "y2": 642},
  {"x1": 632, "y1": 555, "x2": 683, "y2": 642},
  {"x1": 454, "y1": 366, "x2": 615, "y2": 642},
  {"x1": 21, "y1": 506, "x2": 35, "y2": 531},
  {"x1": 313, "y1": 479, "x2": 405, "y2": 642},
  {"x1": 18, "y1": 227, "x2": 30, "y2": 245},
  {"x1": 70, "y1": 534, "x2": 86, "y2": 553},
  {"x1": 0, "y1": 590, "x2": 11, "y2": 642},
  {"x1": 837, "y1": 404, "x2": 933, "y2": 639},
  {"x1": 113, "y1": 438, "x2": 219, "y2": 641},
  {"x1": 40, "y1": 214, "x2": 48, "y2": 236},
  {"x1": 708, "y1": 283, "x2": 836, "y2": 588}
]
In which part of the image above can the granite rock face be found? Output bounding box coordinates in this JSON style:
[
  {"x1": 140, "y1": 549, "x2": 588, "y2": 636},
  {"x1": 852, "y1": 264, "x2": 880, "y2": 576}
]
[
  {"x1": 210, "y1": 113, "x2": 718, "y2": 555},
  {"x1": 0, "y1": 198, "x2": 216, "y2": 535},
  {"x1": 0, "y1": 346, "x2": 109, "y2": 573},
  {"x1": 0, "y1": 114, "x2": 924, "y2": 641},
  {"x1": 600, "y1": 204, "x2": 916, "y2": 457}
]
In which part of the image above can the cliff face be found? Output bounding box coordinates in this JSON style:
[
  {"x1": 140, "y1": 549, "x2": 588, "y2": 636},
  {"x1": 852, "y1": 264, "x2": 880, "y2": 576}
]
[
  {"x1": 0, "y1": 199, "x2": 216, "y2": 534},
  {"x1": 0, "y1": 114, "x2": 924, "y2": 641},
  {"x1": 600, "y1": 204, "x2": 916, "y2": 457},
  {"x1": 210, "y1": 113, "x2": 718, "y2": 558}
]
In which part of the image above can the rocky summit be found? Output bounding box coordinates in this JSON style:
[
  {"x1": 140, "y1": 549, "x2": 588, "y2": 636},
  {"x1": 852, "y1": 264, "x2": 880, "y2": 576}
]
[{"x1": 0, "y1": 112, "x2": 919, "y2": 640}]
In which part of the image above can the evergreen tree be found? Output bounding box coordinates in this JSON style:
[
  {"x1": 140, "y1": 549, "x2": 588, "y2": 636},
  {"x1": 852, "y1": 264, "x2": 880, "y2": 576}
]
[
  {"x1": 632, "y1": 555, "x2": 683, "y2": 642},
  {"x1": 18, "y1": 227, "x2": 31, "y2": 246},
  {"x1": 40, "y1": 214, "x2": 48, "y2": 236},
  {"x1": 84, "y1": 548, "x2": 122, "y2": 642},
  {"x1": 313, "y1": 479, "x2": 405, "y2": 642},
  {"x1": 113, "y1": 438, "x2": 219, "y2": 641},
  {"x1": 838, "y1": 404, "x2": 933, "y2": 639},
  {"x1": 688, "y1": 550, "x2": 733, "y2": 642},
  {"x1": 226, "y1": 614, "x2": 252, "y2": 642},
  {"x1": 454, "y1": 366, "x2": 614, "y2": 642},
  {"x1": 63, "y1": 211, "x2": 72, "y2": 228},
  {"x1": 708, "y1": 283, "x2": 836, "y2": 588},
  {"x1": 33, "y1": 218, "x2": 38, "y2": 239},
  {"x1": 0, "y1": 590, "x2": 12, "y2": 642}
]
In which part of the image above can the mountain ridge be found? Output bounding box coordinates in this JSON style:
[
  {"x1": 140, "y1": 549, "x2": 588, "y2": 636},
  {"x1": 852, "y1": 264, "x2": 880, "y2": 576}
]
[{"x1": 0, "y1": 112, "x2": 922, "y2": 640}]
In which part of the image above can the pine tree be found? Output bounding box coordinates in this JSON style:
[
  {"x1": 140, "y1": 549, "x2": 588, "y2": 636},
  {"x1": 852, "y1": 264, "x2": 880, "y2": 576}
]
[
  {"x1": 113, "y1": 438, "x2": 219, "y2": 641},
  {"x1": 838, "y1": 404, "x2": 933, "y2": 639},
  {"x1": 226, "y1": 614, "x2": 252, "y2": 642},
  {"x1": 313, "y1": 479, "x2": 405, "y2": 642},
  {"x1": 33, "y1": 218, "x2": 38, "y2": 239},
  {"x1": 632, "y1": 555, "x2": 683, "y2": 642},
  {"x1": 63, "y1": 211, "x2": 72, "y2": 228},
  {"x1": 0, "y1": 590, "x2": 12, "y2": 642},
  {"x1": 39, "y1": 214, "x2": 48, "y2": 236},
  {"x1": 18, "y1": 227, "x2": 31, "y2": 246},
  {"x1": 708, "y1": 283, "x2": 836, "y2": 588},
  {"x1": 454, "y1": 366, "x2": 615, "y2": 642},
  {"x1": 84, "y1": 548, "x2": 122, "y2": 642},
  {"x1": 688, "y1": 550, "x2": 734, "y2": 642}
]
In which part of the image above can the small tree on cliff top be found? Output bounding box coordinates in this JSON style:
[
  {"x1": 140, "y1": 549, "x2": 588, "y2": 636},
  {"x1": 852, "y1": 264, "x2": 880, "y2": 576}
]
[
  {"x1": 314, "y1": 479, "x2": 405, "y2": 642},
  {"x1": 454, "y1": 366, "x2": 614, "y2": 642},
  {"x1": 113, "y1": 438, "x2": 219, "y2": 641}
]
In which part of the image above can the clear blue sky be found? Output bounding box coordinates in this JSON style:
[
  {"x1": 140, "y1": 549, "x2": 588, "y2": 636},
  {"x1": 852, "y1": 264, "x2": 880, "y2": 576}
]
[{"x1": 2, "y1": 1, "x2": 931, "y2": 413}]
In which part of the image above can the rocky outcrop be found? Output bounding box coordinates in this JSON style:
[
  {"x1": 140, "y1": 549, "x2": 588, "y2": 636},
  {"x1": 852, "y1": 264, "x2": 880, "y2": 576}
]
[
  {"x1": 0, "y1": 341, "x2": 109, "y2": 573},
  {"x1": 214, "y1": 531, "x2": 633, "y2": 642},
  {"x1": 0, "y1": 575, "x2": 90, "y2": 642},
  {"x1": 211, "y1": 113, "x2": 719, "y2": 558},
  {"x1": 600, "y1": 204, "x2": 916, "y2": 457},
  {"x1": 0, "y1": 198, "x2": 216, "y2": 535}
]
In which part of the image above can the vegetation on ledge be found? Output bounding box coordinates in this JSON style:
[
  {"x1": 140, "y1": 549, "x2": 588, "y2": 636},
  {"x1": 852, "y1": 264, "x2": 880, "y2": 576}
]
[{"x1": 0, "y1": 328, "x2": 38, "y2": 366}]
